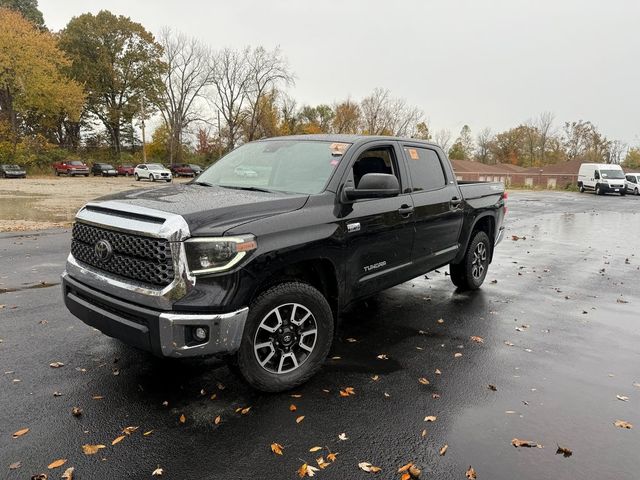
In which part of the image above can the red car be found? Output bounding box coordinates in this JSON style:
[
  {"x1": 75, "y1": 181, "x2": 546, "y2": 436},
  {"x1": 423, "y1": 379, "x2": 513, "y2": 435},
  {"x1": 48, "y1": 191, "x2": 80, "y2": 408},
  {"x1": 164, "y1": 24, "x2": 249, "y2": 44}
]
[
  {"x1": 168, "y1": 163, "x2": 196, "y2": 177},
  {"x1": 53, "y1": 160, "x2": 89, "y2": 177},
  {"x1": 117, "y1": 164, "x2": 135, "y2": 176}
]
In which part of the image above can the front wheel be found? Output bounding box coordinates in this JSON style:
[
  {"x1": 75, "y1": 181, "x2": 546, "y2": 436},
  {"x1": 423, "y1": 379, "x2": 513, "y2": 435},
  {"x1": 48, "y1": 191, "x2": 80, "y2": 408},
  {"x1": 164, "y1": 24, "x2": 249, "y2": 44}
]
[
  {"x1": 595, "y1": 184, "x2": 603, "y2": 195},
  {"x1": 150, "y1": 174, "x2": 155, "y2": 182},
  {"x1": 134, "y1": 173, "x2": 140, "y2": 181},
  {"x1": 578, "y1": 183, "x2": 585, "y2": 193},
  {"x1": 450, "y1": 230, "x2": 491, "y2": 291},
  {"x1": 620, "y1": 190, "x2": 626, "y2": 197},
  {"x1": 635, "y1": 188, "x2": 639, "y2": 196},
  {"x1": 234, "y1": 282, "x2": 334, "y2": 392}
]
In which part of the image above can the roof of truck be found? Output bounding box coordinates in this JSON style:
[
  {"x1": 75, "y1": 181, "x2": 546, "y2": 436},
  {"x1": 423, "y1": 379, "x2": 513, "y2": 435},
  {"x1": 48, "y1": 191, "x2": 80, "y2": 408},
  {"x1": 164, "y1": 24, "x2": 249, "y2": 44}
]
[{"x1": 259, "y1": 134, "x2": 440, "y2": 148}]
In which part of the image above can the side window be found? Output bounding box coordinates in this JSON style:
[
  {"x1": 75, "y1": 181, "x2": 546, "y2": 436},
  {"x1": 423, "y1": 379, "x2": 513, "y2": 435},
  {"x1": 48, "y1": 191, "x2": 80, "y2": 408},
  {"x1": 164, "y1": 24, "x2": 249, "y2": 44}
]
[
  {"x1": 403, "y1": 147, "x2": 446, "y2": 192},
  {"x1": 594, "y1": 171, "x2": 600, "y2": 179},
  {"x1": 351, "y1": 146, "x2": 398, "y2": 188}
]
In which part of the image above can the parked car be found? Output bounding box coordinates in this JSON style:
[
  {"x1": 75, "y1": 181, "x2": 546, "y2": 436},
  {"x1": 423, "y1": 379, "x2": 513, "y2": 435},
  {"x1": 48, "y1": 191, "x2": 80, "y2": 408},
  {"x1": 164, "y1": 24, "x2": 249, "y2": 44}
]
[
  {"x1": 62, "y1": 135, "x2": 506, "y2": 392},
  {"x1": 134, "y1": 163, "x2": 172, "y2": 182},
  {"x1": 117, "y1": 164, "x2": 135, "y2": 176},
  {"x1": 625, "y1": 173, "x2": 640, "y2": 195},
  {"x1": 189, "y1": 164, "x2": 203, "y2": 176},
  {"x1": 53, "y1": 160, "x2": 89, "y2": 177},
  {"x1": 0, "y1": 164, "x2": 27, "y2": 178},
  {"x1": 91, "y1": 163, "x2": 118, "y2": 177},
  {"x1": 577, "y1": 163, "x2": 626, "y2": 195},
  {"x1": 169, "y1": 163, "x2": 196, "y2": 177},
  {"x1": 234, "y1": 165, "x2": 258, "y2": 177}
]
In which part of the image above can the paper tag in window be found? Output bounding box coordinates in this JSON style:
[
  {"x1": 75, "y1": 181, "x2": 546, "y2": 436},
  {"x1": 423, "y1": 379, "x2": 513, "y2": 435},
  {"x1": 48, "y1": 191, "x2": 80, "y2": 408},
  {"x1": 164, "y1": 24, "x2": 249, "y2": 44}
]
[
  {"x1": 330, "y1": 143, "x2": 349, "y2": 156},
  {"x1": 408, "y1": 148, "x2": 419, "y2": 160}
]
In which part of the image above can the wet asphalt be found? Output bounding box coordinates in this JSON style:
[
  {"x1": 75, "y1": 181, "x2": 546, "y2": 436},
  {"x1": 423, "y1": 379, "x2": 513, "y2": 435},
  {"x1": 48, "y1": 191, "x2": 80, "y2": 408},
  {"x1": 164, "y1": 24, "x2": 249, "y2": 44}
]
[{"x1": 1, "y1": 191, "x2": 639, "y2": 480}]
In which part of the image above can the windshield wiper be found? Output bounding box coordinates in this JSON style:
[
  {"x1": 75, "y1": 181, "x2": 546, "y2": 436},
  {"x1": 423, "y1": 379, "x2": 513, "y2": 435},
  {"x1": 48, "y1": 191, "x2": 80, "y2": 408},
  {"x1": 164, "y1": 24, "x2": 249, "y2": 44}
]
[
  {"x1": 192, "y1": 181, "x2": 214, "y2": 187},
  {"x1": 219, "y1": 185, "x2": 275, "y2": 193}
]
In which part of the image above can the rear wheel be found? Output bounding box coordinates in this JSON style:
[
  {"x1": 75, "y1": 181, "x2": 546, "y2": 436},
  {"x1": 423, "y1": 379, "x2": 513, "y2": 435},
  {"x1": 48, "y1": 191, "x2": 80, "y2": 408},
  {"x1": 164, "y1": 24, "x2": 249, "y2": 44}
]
[
  {"x1": 635, "y1": 188, "x2": 639, "y2": 196},
  {"x1": 233, "y1": 282, "x2": 334, "y2": 392},
  {"x1": 450, "y1": 230, "x2": 491, "y2": 291},
  {"x1": 134, "y1": 173, "x2": 140, "y2": 181}
]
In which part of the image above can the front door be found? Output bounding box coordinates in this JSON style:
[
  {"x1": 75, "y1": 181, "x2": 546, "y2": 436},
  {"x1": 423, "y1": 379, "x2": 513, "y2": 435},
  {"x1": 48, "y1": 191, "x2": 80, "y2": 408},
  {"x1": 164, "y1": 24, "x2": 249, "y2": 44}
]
[{"x1": 339, "y1": 142, "x2": 415, "y2": 300}]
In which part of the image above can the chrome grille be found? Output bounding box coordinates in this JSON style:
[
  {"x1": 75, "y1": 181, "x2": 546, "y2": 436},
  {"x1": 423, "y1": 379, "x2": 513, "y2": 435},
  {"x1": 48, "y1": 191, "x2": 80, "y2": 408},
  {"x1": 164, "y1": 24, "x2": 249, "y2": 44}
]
[{"x1": 71, "y1": 222, "x2": 174, "y2": 286}]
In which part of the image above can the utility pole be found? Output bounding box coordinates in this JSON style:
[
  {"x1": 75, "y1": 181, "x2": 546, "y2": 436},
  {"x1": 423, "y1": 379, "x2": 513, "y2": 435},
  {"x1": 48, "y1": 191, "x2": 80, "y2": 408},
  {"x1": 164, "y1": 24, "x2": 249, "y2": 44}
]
[{"x1": 141, "y1": 97, "x2": 147, "y2": 163}]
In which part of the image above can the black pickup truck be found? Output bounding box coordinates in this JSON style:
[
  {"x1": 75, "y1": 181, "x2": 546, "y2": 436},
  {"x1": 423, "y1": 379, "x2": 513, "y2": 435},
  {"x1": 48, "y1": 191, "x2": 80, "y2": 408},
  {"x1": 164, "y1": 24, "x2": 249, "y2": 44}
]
[{"x1": 62, "y1": 135, "x2": 506, "y2": 391}]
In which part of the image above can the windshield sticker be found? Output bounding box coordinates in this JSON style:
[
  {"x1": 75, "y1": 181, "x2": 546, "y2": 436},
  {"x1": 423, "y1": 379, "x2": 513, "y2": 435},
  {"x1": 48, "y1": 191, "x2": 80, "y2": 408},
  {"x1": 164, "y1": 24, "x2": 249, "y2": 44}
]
[
  {"x1": 330, "y1": 143, "x2": 349, "y2": 156},
  {"x1": 407, "y1": 148, "x2": 419, "y2": 160}
]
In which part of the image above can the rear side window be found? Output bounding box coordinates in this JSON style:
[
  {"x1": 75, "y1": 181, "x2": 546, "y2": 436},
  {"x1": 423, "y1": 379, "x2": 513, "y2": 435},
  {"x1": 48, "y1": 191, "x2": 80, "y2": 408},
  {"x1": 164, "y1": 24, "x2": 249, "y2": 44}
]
[{"x1": 403, "y1": 147, "x2": 446, "y2": 192}]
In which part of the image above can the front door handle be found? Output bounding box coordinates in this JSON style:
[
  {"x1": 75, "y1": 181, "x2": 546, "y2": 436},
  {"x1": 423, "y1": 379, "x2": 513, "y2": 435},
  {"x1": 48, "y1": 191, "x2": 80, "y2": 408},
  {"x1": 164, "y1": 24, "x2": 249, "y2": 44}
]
[{"x1": 398, "y1": 204, "x2": 414, "y2": 217}]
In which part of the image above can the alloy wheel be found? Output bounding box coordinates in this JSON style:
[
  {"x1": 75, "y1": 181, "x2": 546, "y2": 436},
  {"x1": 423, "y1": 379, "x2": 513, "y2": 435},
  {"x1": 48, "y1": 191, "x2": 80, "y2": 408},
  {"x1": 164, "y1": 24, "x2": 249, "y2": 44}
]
[{"x1": 471, "y1": 241, "x2": 488, "y2": 279}]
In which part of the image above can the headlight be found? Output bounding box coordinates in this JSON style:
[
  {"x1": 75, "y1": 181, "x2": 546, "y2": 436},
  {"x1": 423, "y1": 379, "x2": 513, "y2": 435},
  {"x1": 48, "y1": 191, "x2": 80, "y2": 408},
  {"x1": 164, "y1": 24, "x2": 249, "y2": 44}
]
[{"x1": 184, "y1": 235, "x2": 257, "y2": 275}]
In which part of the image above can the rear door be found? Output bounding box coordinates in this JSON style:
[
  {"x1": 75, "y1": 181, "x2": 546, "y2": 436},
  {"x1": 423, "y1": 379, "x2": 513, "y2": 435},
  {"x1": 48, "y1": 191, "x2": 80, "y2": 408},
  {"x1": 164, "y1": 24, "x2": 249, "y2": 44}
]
[
  {"x1": 339, "y1": 141, "x2": 415, "y2": 299},
  {"x1": 401, "y1": 144, "x2": 463, "y2": 269}
]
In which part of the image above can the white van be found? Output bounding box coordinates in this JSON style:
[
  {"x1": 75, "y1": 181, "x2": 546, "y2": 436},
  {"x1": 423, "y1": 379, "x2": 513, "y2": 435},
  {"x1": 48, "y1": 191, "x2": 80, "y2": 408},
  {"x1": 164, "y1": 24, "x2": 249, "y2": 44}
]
[
  {"x1": 577, "y1": 163, "x2": 626, "y2": 196},
  {"x1": 625, "y1": 173, "x2": 640, "y2": 195}
]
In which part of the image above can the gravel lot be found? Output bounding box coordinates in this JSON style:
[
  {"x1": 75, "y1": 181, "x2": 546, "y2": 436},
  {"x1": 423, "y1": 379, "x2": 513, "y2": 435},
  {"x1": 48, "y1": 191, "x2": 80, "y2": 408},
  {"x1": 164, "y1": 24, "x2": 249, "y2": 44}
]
[
  {"x1": 1, "y1": 191, "x2": 639, "y2": 479},
  {"x1": 0, "y1": 176, "x2": 191, "y2": 232}
]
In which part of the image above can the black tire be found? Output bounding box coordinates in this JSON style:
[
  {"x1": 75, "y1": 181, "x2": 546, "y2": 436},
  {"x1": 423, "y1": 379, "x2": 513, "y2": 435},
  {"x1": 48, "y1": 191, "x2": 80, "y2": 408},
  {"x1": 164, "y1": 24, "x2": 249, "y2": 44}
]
[
  {"x1": 595, "y1": 184, "x2": 603, "y2": 195},
  {"x1": 449, "y1": 230, "x2": 491, "y2": 291},
  {"x1": 134, "y1": 173, "x2": 140, "y2": 181},
  {"x1": 578, "y1": 183, "x2": 585, "y2": 193},
  {"x1": 55, "y1": 170, "x2": 60, "y2": 176},
  {"x1": 150, "y1": 174, "x2": 155, "y2": 182},
  {"x1": 84, "y1": 174, "x2": 88, "y2": 177},
  {"x1": 234, "y1": 282, "x2": 334, "y2": 392},
  {"x1": 1, "y1": 172, "x2": 6, "y2": 179},
  {"x1": 620, "y1": 190, "x2": 626, "y2": 197},
  {"x1": 166, "y1": 179, "x2": 171, "y2": 183},
  {"x1": 635, "y1": 188, "x2": 639, "y2": 196}
]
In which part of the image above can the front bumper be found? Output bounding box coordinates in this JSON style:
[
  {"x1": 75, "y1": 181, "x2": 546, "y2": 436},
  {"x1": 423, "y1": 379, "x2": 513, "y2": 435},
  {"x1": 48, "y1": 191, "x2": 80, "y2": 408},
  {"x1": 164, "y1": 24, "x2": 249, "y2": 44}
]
[
  {"x1": 2, "y1": 172, "x2": 26, "y2": 177},
  {"x1": 602, "y1": 184, "x2": 625, "y2": 193},
  {"x1": 62, "y1": 272, "x2": 248, "y2": 358}
]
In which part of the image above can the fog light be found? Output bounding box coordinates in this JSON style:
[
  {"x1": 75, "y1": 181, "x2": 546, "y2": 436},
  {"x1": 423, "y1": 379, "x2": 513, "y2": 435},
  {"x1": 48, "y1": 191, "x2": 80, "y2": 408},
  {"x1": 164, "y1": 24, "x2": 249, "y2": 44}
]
[{"x1": 194, "y1": 327, "x2": 208, "y2": 341}]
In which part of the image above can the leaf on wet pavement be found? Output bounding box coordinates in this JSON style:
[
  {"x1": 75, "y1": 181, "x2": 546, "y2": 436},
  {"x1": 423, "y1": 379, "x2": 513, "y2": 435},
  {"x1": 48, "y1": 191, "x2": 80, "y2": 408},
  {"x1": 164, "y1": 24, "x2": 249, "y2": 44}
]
[
  {"x1": 614, "y1": 420, "x2": 633, "y2": 429},
  {"x1": 12, "y1": 428, "x2": 29, "y2": 438},
  {"x1": 143, "y1": 430, "x2": 154, "y2": 436},
  {"x1": 371, "y1": 375, "x2": 379, "y2": 381},
  {"x1": 454, "y1": 352, "x2": 463, "y2": 358},
  {"x1": 421, "y1": 429, "x2": 427, "y2": 437},
  {"x1": 418, "y1": 378, "x2": 430, "y2": 385},
  {"x1": 81, "y1": 444, "x2": 106, "y2": 455},
  {"x1": 466, "y1": 466, "x2": 477, "y2": 479},
  {"x1": 488, "y1": 384, "x2": 498, "y2": 391},
  {"x1": 346, "y1": 337, "x2": 357, "y2": 343},
  {"x1": 296, "y1": 415, "x2": 305, "y2": 423},
  {"x1": 271, "y1": 443, "x2": 284, "y2": 455},
  {"x1": 358, "y1": 462, "x2": 381, "y2": 473},
  {"x1": 152, "y1": 467, "x2": 164, "y2": 476},
  {"x1": 240, "y1": 406, "x2": 252, "y2": 415},
  {"x1": 179, "y1": 414, "x2": 186, "y2": 424},
  {"x1": 439, "y1": 444, "x2": 448, "y2": 456},
  {"x1": 92, "y1": 395, "x2": 104, "y2": 400},
  {"x1": 339, "y1": 387, "x2": 356, "y2": 397},
  {"x1": 327, "y1": 452, "x2": 338, "y2": 462},
  {"x1": 309, "y1": 446, "x2": 322, "y2": 452},
  {"x1": 435, "y1": 369, "x2": 442, "y2": 375},
  {"x1": 338, "y1": 433, "x2": 348, "y2": 441},
  {"x1": 122, "y1": 426, "x2": 138, "y2": 435},
  {"x1": 376, "y1": 354, "x2": 388, "y2": 360},
  {"x1": 633, "y1": 382, "x2": 640, "y2": 389},
  {"x1": 112, "y1": 435, "x2": 125, "y2": 445},
  {"x1": 504, "y1": 341, "x2": 515, "y2": 346},
  {"x1": 298, "y1": 463, "x2": 319, "y2": 477},
  {"x1": 49, "y1": 362, "x2": 64, "y2": 368},
  {"x1": 289, "y1": 404, "x2": 297, "y2": 411},
  {"x1": 316, "y1": 456, "x2": 330, "y2": 469},
  {"x1": 556, "y1": 445, "x2": 573, "y2": 457},
  {"x1": 437, "y1": 318, "x2": 444, "y2": 324},
  {"x1": 9, "y1": 461, "x2": 21, "y2": 470},
  {"x1": 71, "y1": 407, "x2": 82, "y2": 417},
  {"x1": 511, "y1": 438, "x2": 543, "y2": 448},
  {"x1": 32, "y1": 474, "x2": 48, "y2": 480},
  {"x1": 424, "y1": 416, "x2": 437, "y2": 422},
  {"x1": 470, "y1": 336, "x2": 484, "y2": 343},
  {"x1": 61, "y1": 467, "x2": 74, "y2": 480},
  {"x1": 214, "y1": 415, "x2": 221, "y2": 425},
  {"x1": 47, "y1": 459, "x2": 66, "y2": 469},
  {"x1": 616, "y1": 395, "x2": 629, "y2": 402}
]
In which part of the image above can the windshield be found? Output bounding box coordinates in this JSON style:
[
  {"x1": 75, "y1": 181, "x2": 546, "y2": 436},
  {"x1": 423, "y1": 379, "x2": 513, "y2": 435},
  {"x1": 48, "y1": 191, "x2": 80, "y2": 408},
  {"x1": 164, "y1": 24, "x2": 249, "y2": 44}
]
[
  {"x1": 2, "y1": 164, "x2": 20, "y2": 170},
  {"x1": 600, "y1": 169, "x2": 624, "y2": 179},
  {"x1": 121, "y1": 164, "x2": 132, "y2": 168},
  {"x1": 196, "y1": 140, "x2": 351, "y2": 194},
  {"x1": 147, "y1": 164, "x2": 165, "y2": 170},
  {"x1": 102, "y1": 164, "x2": 114, "y2": 169},
  {"x1": 69, "y1": 161, "x2": 84, "y2": 166}
]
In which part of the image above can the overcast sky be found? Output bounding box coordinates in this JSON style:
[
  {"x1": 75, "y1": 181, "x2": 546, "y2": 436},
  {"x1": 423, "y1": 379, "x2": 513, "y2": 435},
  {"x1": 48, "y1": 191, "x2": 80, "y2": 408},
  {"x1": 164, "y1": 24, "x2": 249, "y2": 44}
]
[{"x1": 39, "y1": 0, "x2": 640, "y2": 145}]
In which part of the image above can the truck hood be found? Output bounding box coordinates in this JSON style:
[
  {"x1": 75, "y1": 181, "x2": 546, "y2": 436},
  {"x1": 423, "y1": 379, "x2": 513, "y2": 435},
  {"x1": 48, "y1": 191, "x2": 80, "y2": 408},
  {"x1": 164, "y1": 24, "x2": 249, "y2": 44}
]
[{"x1": 94, "y1": 184, "x2": 309, "y2": 236}]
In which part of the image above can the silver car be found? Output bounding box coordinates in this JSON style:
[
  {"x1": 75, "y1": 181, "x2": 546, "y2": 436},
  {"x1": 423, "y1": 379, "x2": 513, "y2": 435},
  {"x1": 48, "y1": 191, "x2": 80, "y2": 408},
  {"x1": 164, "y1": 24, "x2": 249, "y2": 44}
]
[{"x1": 625, "y1": 173, "x2": 640, "y2": 195}]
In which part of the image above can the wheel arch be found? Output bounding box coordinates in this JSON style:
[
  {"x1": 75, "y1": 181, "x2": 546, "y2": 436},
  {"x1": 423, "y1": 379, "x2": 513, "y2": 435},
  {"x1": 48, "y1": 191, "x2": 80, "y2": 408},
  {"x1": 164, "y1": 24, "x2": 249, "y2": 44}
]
[{"x1": 454, "y1": 213, "x2": 496, "y2": 264}]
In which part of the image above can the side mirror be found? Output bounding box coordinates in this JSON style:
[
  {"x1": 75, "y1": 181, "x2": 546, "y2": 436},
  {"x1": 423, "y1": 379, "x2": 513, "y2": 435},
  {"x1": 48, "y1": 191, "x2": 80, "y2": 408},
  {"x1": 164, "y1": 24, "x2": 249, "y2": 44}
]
[{"x1": 343, "y1": 173, "x2": 400, "y2": 201}]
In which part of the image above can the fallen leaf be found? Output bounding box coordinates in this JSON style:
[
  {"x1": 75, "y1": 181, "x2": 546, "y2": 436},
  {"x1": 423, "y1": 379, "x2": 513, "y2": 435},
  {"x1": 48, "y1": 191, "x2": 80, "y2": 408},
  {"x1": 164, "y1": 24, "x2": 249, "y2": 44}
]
[
  {"x1": 9, "y1": 461, "x2": 21, "y2": 470},
  {"x1": 327, "y1": 452, "x2": 338, "y2": 462},
  {"x1": 152, "y1": 467, "x2": 164, "y2": 476},
  {"x1": 112, "y1": 435, "x2": 125, "y2": 445},
  {"x1": 210, "y1": 393, "x2": 217, "y2": 400},
  {"x1": 122, "y1": 426, "x2": 138, "y2": 435},
  {"x1": 633, "y1": 382, "x2": 640, "y2": 389},
  {"x1": 31, "y1": 474, "x2": 48, "y2": 480},
  {"x1": 421, "y1": 429, "x2": 427, "y2": 437},
  {"x1": 291, "y1": 394, "x2": 303, "y2": 398},
  {"x1": 338, "y1": 432, "x2": 348, "y2": 441},
  {"x1": 409, "y1": 464, "x2": 422, "y2": 477},
  {"x1": 398, "y1": 462, "x2": 413, "y2": 473},
  {"x1": 466, "y1": 466, "x2": 477, "y2": 479},
  {"x1": 296, "y1": 415, "x2": 305, "y2": 423},
  {"x1": 432, "y1": 393, "x2": 440, "y2": 399},
  {"x1": 435, "y1": 369, "x2": 442, "y2": 375},
  {"x1": 143, "y1": 430, "x2": 154, "y2": 436},
  {"x1": 376, "y1": 354, "x2": 388, "y2": 360},
  {"x1": 53, "y1": 392, "x2": 63, "y2": 397},
  {"x1": 271, "y1": 443, "x2": 284, "y2": 455},
  {"x1": 511, "y1": 438, "x2": 543, "y2": 448},
  {"x1": 614, "y1": 420, "x2": 633, "y2": 429},
  {"x1": 384, "y1": 392, "x2": 390, "y2": 398},
  {"x1": 454, "y1": 352, "x2": 463, "y2": 358},
  {"x1": 346, "y1": 337, "x2": 357, "y2": 343},
  {"x1": 214, "y1": 415, "x2": 221, "y2": 425},
  {"x1": 424, "y1": 415, "x2": 437, "y2": 422},
  {"x1": 316, "y1": 456, "x2": 330, "y2": 469},
  {"x1": 371, "y1": 375, "x2": 379, "y2": 381},
  {"x1": 617, "y1": 298, "x2": 629, "y2": 304},
  {"x1": 81, "y1": 444, "x2": 106, "y2": 455},
  {"x1": 339, "y1": 387, "x2": 356, "y2": 397},
  {"x1": 62, "y1": 467, "x2": 74, "y2": 480},
  {"x1": 418, "y1": 377, "x2": 430, "y2": 385},
  {"x1": 470, "y1": 336, "x2": 484, "y2": 343},
  {"x1": 241, "y1": 406, "x2": 251, "y2": 415},
  {"x1": 504, "y1": 341, "x2": 515, "y2": 346},
  {"x1": 12, "y1": 428, "x2": 29, "y2": 438},
  {"x1": 616, "y1": 395, "x2": 629, "y2": 402},
  {"x1": 439, "y1": 444, "x2": 448, "y2": 456},
  {"x1": 298, "y1": 463, "x2": 319, "y2": 477},
  {"x1": 47, "y1": 459, "x2": 66, "y2": 469},
  {"x1": 92, "y1": 395, "x2": 104, "y2": 400},
  {"x1": 488, "y1": 384, "x2": 498, "y2": 391},
  {"x1": 556, "y1": 445, "x2": 573, "y2": 457},
  {"x1": 289, "y1": 404, "x2": 297, "y2": 411},
  {"x1": 309, "y1": 446, "x2": 322, "y2": 452},
  {"x1": 401, "y1": 474, "x2": 410, "y2": 480},
  {"x1": 179, "y1": 414, "x2": 186, "y2": 424},
  {"x1": 71, "y1": 407, "x2": 82, "y2": 417},
  {"x1": 358, "y1": 462, "x2": 382, "y2": 473},
  {"x1": 49, "y1": 362, "x2": 64, "y2": 368}
]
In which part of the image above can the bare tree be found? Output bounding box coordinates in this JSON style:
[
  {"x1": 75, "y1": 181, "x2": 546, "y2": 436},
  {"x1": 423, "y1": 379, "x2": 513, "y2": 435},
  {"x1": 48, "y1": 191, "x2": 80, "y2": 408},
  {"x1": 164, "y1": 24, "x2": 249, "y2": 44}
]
[
  {"x1": 244, "y1": 46, "x2": 294, "y2": 142},
  {"x1": 475, "y1": 127, "x2": 493, "y2": 163},
  {"x1": 212, "y1": 47, "x2": 253, "y2": 151},
  {"x1": 155, "y1": 28, "x2": 216, "y2": 163},
  {"x1": 607, "y1": 139, "x2": 626, "y2": 164},
  {"x1": 536, "y1": 112, "x2": 554, "y2": 165},
  {"x1": 360, "y1": 88, "x2": 423, "y2": 136},
  {"x1": 434, "y1": 129, "x2": 452, "y2": 152}
]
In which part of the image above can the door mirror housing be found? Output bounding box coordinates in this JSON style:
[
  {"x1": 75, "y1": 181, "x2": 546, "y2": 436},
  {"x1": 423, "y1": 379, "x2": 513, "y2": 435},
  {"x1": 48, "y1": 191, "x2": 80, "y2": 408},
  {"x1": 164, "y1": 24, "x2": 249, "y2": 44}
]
[{"x1": 343, "y1": 173, "x2": 400, "y2": 201}]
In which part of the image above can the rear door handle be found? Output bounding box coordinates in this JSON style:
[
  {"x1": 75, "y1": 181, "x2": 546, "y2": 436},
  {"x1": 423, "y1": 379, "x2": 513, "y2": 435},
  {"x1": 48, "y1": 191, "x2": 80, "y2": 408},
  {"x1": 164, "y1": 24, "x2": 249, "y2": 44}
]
[
  {"x1": 450, "y1": 197, "x2": 462, "y2": 208},
  {"x1": 398, "y1": 204, "x2": 414, "y2": 217}
]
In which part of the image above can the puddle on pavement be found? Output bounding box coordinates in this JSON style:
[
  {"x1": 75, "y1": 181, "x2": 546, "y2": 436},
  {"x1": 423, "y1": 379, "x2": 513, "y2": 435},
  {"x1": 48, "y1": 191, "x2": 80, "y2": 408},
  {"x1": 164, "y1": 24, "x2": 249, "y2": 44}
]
[{"x1": 0, "y1": 195, "x2": 69, "y2": 222}]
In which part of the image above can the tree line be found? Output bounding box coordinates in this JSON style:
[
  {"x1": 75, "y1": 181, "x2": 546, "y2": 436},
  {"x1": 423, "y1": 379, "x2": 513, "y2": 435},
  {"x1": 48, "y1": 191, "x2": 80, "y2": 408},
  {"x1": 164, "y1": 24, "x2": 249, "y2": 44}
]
[{"x1": 1, "y1": 1, "x2": 638, "y2": 171}]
